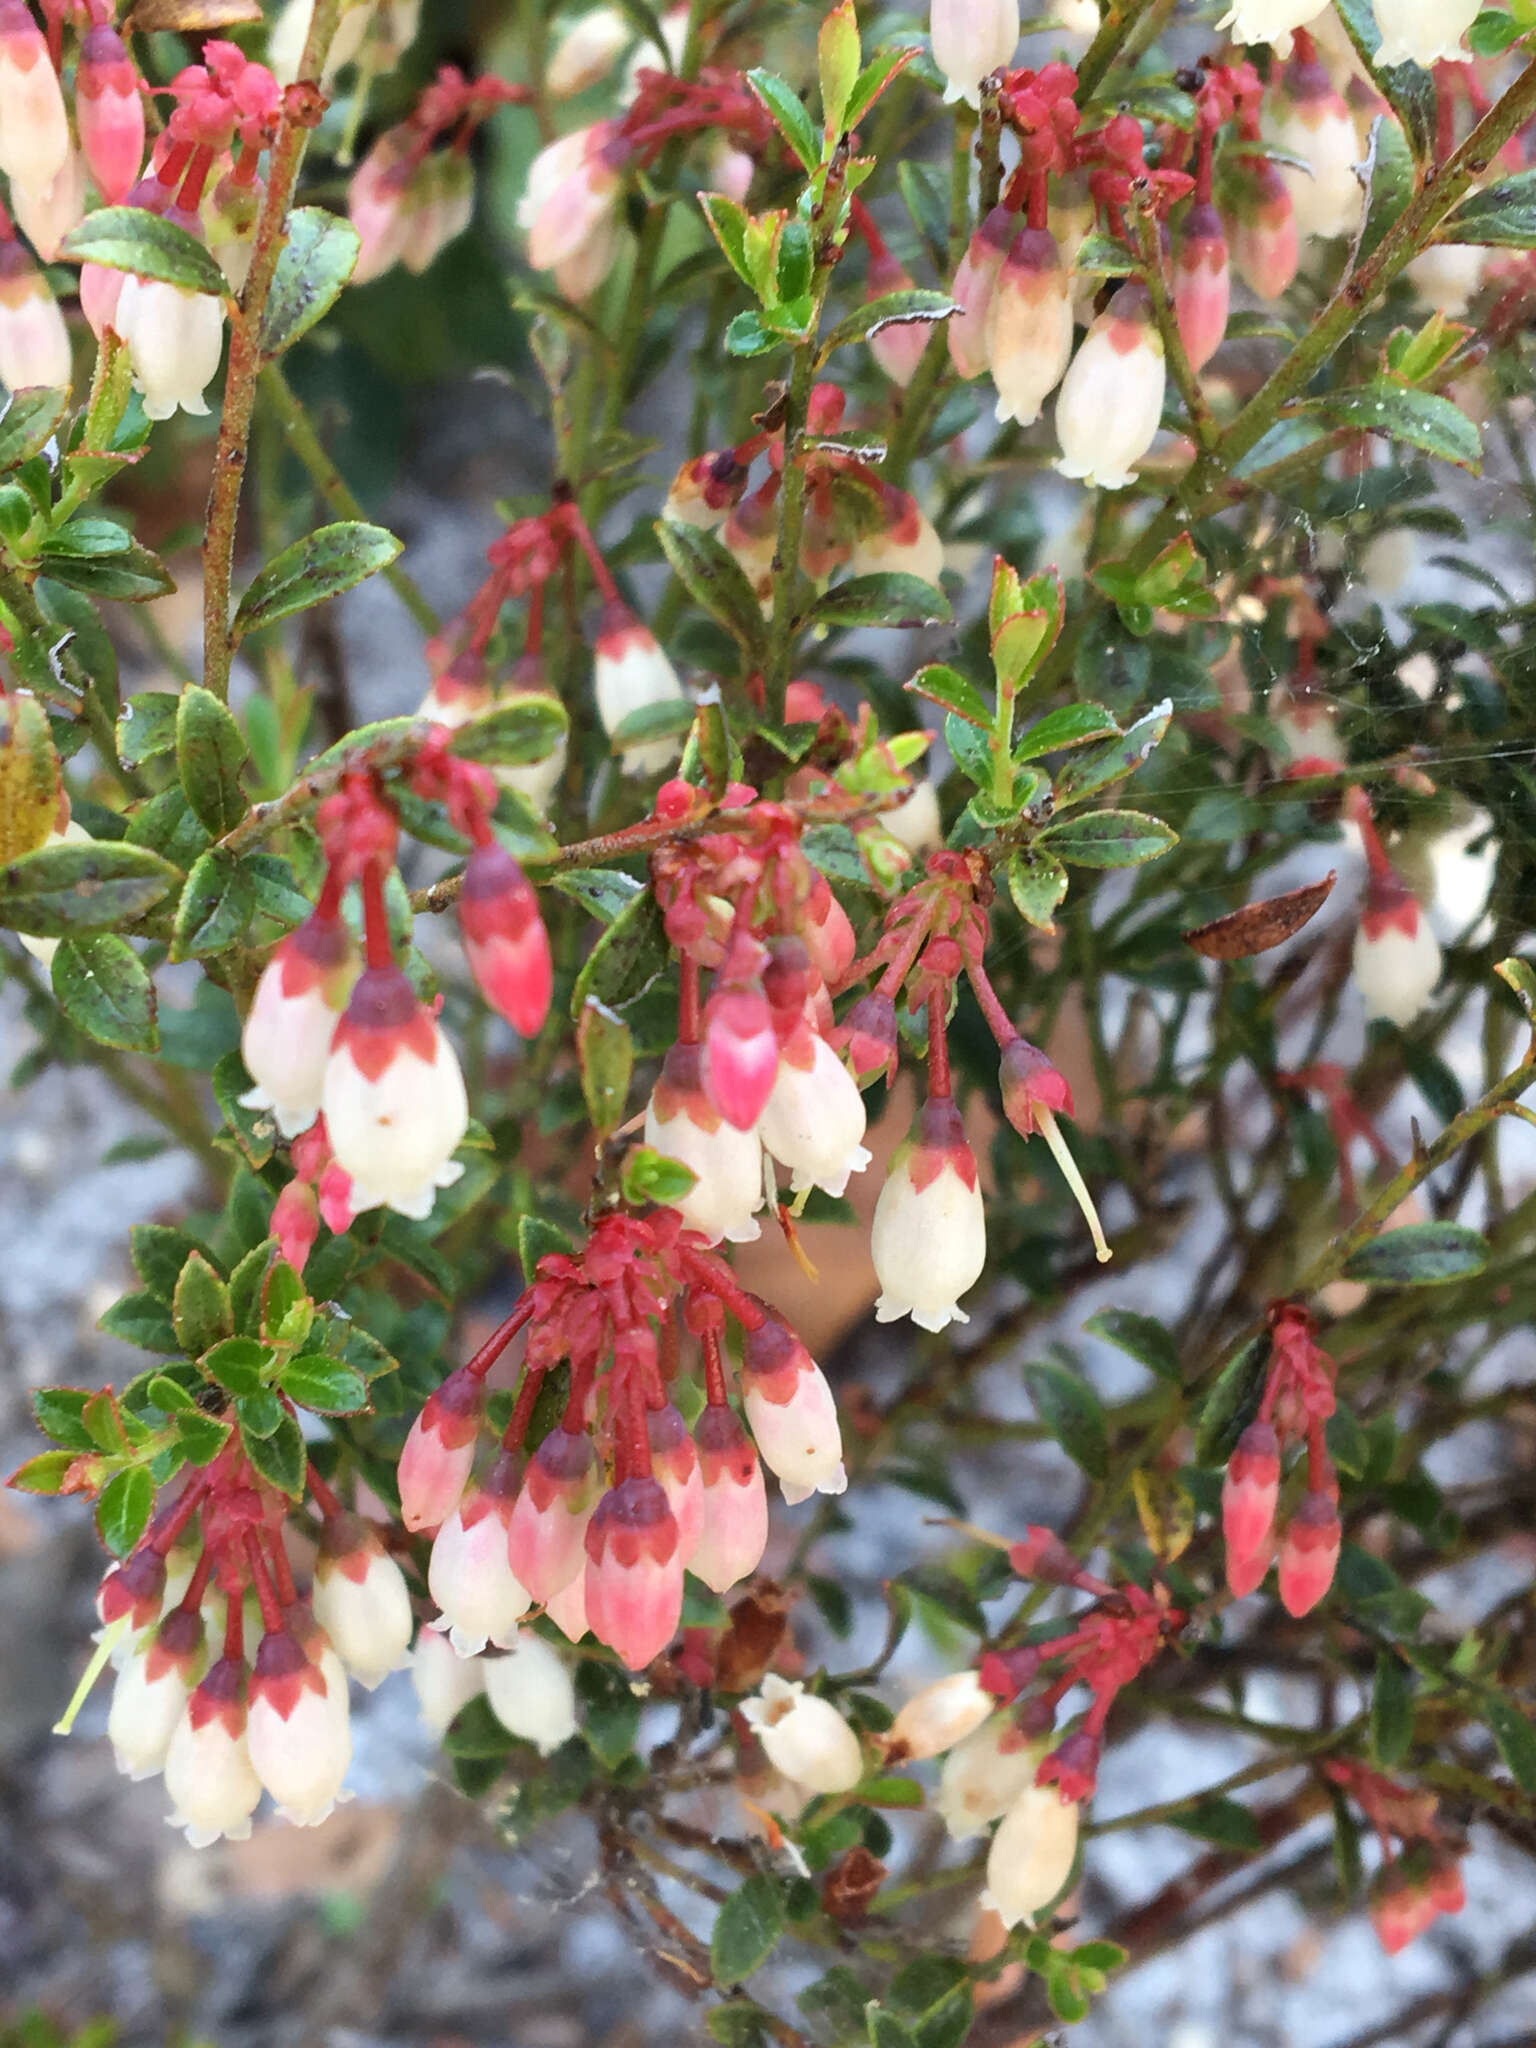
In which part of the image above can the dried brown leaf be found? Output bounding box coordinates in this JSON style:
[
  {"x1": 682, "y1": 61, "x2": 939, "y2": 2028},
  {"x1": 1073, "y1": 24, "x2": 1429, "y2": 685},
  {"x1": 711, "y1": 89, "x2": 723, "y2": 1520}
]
[{"x1": 1182, "y1": 872, "x2": 1336, "y2": 960}]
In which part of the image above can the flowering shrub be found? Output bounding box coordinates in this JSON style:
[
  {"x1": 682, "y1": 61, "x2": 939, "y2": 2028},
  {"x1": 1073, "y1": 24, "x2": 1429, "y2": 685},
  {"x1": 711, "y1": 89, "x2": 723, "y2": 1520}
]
[{"x1": 5, "y1": 0, "x2": 1536, "y2": 2039}]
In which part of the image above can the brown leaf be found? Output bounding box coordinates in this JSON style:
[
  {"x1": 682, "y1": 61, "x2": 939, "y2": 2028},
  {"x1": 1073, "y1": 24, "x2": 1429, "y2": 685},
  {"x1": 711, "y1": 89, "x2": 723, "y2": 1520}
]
[
  {"x1": 821, "y1": 1844, "x2": 886, "y2": 1923},
  {"x1": 714, "y1": 1580, "x2": 796, "y2": 1695},
  {"x1": 1182, "y1": 872, "x2": 1336, "y2": 960},
  {"x1": 126, "y1": 0, "x2": 262, "y2": 29}
]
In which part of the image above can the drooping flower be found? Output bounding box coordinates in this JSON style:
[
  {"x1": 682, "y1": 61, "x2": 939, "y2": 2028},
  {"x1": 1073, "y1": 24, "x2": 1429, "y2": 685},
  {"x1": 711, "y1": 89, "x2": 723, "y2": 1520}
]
[
  {"x1": 847, "y1": 481, "x2": 946, "y2": 587},
  {"x1": 427, "y1": 1466, "x2": 532, "y2": 1656},
  {"x1": 759, "y1": 1026, "x2": 872, "y2": 1198},
  {"x1": 1222, "y1": 1420, "x2": 1281, "y2": 1581},
  {"x1": 871, "y1": 1095, "x2": 986, "y2": 1332},
  {"x1": 984, "y1": 1782, "x2": 1081, "y2": 1926},
  {"x1": 239, "y1": 904, "x2": 359, "y2": 1139},
  {"x1": 583, "y1": 1475, "x2": 684, "y2": 1670},
  {"x1": 517, "y1": 121, "x2": 626, "y2": 301},
  {"x1": 0, "y1": 238, "x2": 71, "y2": 392},
  {"x1": 885, "y1": 1671, "x2": 994, "y2": 1763},
  {"x1": 114, "y1": 215, "x2": 227, "y2": 421},
  {"x1": 483, "y1": 1630, "x2": 580, "y2": 1753},
  {"x1": 1264, "y1": 55, "x2": 1363, "y2": 243},
  {"x1": 458, "y1": 839, "x2": 552, "y2": 1039},
  {"x1": 411, "y1": 1626, "x2": 485, "y2": 1736},
  {"x1": 1054, "y1": 281, "x2": 1166, "y2": 491},
  {"x1": 592, "y1": 604, "x2": 686, "y2": 776},
  {"x1": 0, "y1": 0, "x2": 70, "y2": 198},
  {"x1": 741, "y1": 1674, "x2": 863, "y2": 1793},
  {"x1": 75, "y1": 25, "x2": 145, "y2": 204},
  {"x1": 163, "y1": 1657, "x2": 263, "y2": 1847},
  {"x1": 647, "y1": 1402, "x2": 704, "y2": 1562},
  {"x1": 507, "y1": 1423, "x2": 599, "y2": 1601},
  {"x1": 398, "y1": 1364, "x2": 483, "y2": 1532},
  {"x1": 1223, "y1": 156, "x2": 1299, "y2": 302},
  {"x1": 986, "y1": 225, "x2": 1074, "y2": 427},
  {"x1": 644, "y1": 1040, "x2": 766, "y2": 1245},
  {"x1": 949, "y1": 205, "x2": 1016, "y2": 380},
  {"x1": 701, "y1": 943, "x2": 780, "y2": 1132},
  {"x1": 311, "y1": 1513, "x2": 414, "y2": 1689},
  {"x1": 929, "y1": 0, "x2": 1021, "y2": 106},
  {"x1": 1171, "y1": 200, "x2": 1230, "y2": 376},
  {"x1": 740, "y1": 1312, "x2": 847, "y2": 1505},
  {"x1": 107, "y1": 1606, "x2": 206, "y2": 1782},
  {"x1": 690, "y1": 1403, "x2": 769, "y2": 1594},
  {"x1": 322, "y1": 963, "x2": 469, "y2": 1220},
  {"x1": 246, "y1": 1626, "x2": 352, "y2": 1827},
  {"x1": 1353, "y1": 872, "x2": 1442, "y2": 1027},
  {"x1": 1277, "y1": 1488, "x2": 1341, "y2": 1617},
  {"x1": 547, "y1": 6, "x2": 631, "y2": 96},
  {"x1": 1215, "y1": 0, "x2": 1329, "y2": 56},
  {"x1": 10, "y1": 145, "x2": 84, "y2": 261},
  {"x1": 1371, "y1": 0, "x2": 1478, "y2": 67},
  {"x1": 936, "y1": 1721, "x2": 1043, "y2": 1840},
  {"x1": 1406, "y1": 242, "x2": 1485, "y2": 318}
]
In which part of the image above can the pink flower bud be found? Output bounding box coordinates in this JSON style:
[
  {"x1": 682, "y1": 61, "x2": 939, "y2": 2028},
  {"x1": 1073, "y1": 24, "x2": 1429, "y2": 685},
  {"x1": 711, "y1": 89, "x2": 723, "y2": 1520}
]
[
  {"x1": 987, "y1": 225, "x2": 1074, "y2": 428},
  {"x1": 1224, "y1": 157, "x2": 1298, "y2": 302},
  {"x1": 0, "y1": 239, "x2": 70, "y2": 391},
  {"x1": 760, "y1": 1027, "x2": 871, "y2": 1198},
  {"x1": 872, "y1": 1096, "x2": 986, "y2": 1332},
  {"x1": 1369, "y1": 1861, "x2": 1440, "y2": 1953},
  {"x1": 270, "y1": 1179, "x2": 319, "y2": 1273},
  {"x1": 107, "y1": 1605, "x2": 205, "y2": 1781},
  {"x1": 399, "y1": 1364, "x2": 483, "y2": 1533},
  {"x1": 886, "y1": 1671, "x2": 994, "y2": 1762},
  {"x1": 483, "y1": 1630, "x2": 579, "y2": 1753},
  {"x1": 1055, "y1": 281, "x2": 1166, "y2": 491},
  {"x1": 985, "y1": 1782, "x2": 1080, "y2": 1926},
  {"x1": 949, "y1": 206, "x2": 1015, "y2": 380},
  {"x1": 76, "y1": 25, "x2": 145, "y2": 204},
  {"x1": 1278, "y1": 1491, "x2": 1341, "y2": 1617},
  {"x1": 584, "y1": 1476, "x2": 683, "y2": 1670},
  {"x1": 866, "y1": 249, "x2": 934, "y2": 387},
  {"x1": 322, "y1": 964, "x2": 469, "y2": 1220},
  {"x1": 98, "y1": 1546, "x2": 168, "y2": 1635},
  {"x1": 691, "y1": 1403, "x2": 769, "y2": 1594},
  {"x1": 0, "y1": 0, "x2": 69, "y2": 197},
  {"x1": 742, "y1": 1673, "x2": 863, "y2": 1792},
  {"x1": 801, "y1": 880, "x2": 856, "y2": 987},
  {"x1": 647, "y1": 1401, "x2": 704, "y2": 1560},
  {"x1": 348, "y1": 129, "x2": 414, "y2": 284},
  {"x1": 517, "y1": 121, "x2": 624, "y2": 295},
  {"x1": 508, "y1": 1424, "x2": 600, "y2": 1601},
  {"x1": 999, "y1": 1039, "x2": 1073, "y2": 1139},
  {"x1": 1222, "y1": 1420, "x2": 1281, "y2": 1576},
  {"x1": 239, "y1": 907, "x2": 359, "y2": 1139},
  {"x1": 163, "y1": 1656, "x2": 262, "y2": 1847},
  {"x1": 428, "y1": 1469, "x2": 532, "y2": 1656},
  {"x1": 741, "y1": 1313, "x2": 847, "y2": 1505},
  {"x1": 458, "y1": 841, "x2": 552, "y2": 1039},
  {"x1": 1036, "y1": 1729, "x2": 1100, "y2": 1802},
  {"x1": 544, "y1": 1564, "x2": 590, "y2": 1643},
  {"x1": 547, "y1": 5, "x2": 631, "y2": 96},
  {"x1": 79, "y1": 258, "x2": 123, "y2": 341},
  {"x1": 702, "y1": 981, "x2": 779, "y2": 1134},
  {"x1": 848, "y1": 480, "x2": 945, "y2": 587},
  {"x1": 840, "y1": 989, "x2": 899, "y2": 1086},
  {"x1": 114, "y1": 217, "x2": 227, "y2": 421},
  {"x1": 1354, "y1": 879, "x2": 1441, "y2": 1028},
  {"x1": 592, "y1": 604, "x2": 685, "y2": 776},
  {"x1": 411, "y1": 1625, "x2": 485, "y2": 1736},
  {"x1": 664, "y1": 448, "x2": 749, "y2": 530},
  {"x1": 1226, "y1": 1536, "x2": 1273, "y2": 1599},
  {"x1": 644, "y1": 1040, "x2": 766, "y2": 1245},
  {"x1": 312, "y1": 1513, "x2": 414, "y2": 1689},
  {"x1": 247, "y1": 1626, "x2": 352, "y2": 1827},
  {"x1": 1172, "y1": 200, "x2": 1229, "y2": 376},
  {"x1": 929, "y1": 0, "x2": 1020, "y2": 106},
  {"x1": 10, "y1": 144, "x2": 84, "y2": 262}
]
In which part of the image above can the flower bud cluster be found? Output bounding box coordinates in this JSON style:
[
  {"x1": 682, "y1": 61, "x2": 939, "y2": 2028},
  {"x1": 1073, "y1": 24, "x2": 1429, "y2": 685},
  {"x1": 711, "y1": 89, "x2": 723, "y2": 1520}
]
[
  {"x1": 1221, "y1": 1300, "x2": 1341, "y2": 1613},
  {"x1": 1324, "y1": 1759, "x2": 1467, "y2": 1954}
]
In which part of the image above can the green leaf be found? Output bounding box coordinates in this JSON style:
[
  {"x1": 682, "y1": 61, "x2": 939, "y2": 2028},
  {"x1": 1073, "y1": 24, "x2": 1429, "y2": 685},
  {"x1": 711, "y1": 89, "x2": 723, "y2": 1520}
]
[
  {"x1": 1085, "y1": 1307, "x2": 1180, "y2": 1382},
  {"x1": 576, "y1": 1657, "x2": 641, "y2": 1769},
  {"x1": 808, "y1": 573, "x2": 952, "y2": 630},
  {"x1": 1310, "y1": 382, "x2": 1481, "y2": 472},
  {"x1": 1052, "y1": 702, "x2": 1172, "y2": 805},
  {"x1": 32, "y1": 1386, "x2": 96, "y2": 1449},
  {"x1": 552, "y1": 867, "x2": 643, "y2": 924},
  {"x1": 1356, "y1": 115, "x2": 1415, "y2": 264},
  {"x1": 39, "y1": 535, "x2": 175, "y2": 603},
  {"x1": 745, "y1": 69, "x2": 819, "y2": 171},
  {"x1": 1021, "y1": 1359, "x2": 1109, "y2": 1479},
  {"x1": 176, "y1": 684, "x2": 250, "y2": 837},
  {"x1": 278, "y1": 1354, "x2": 368, "y2": 1415},
  {"x1": 0, "y1": 838, "x2": 179, "y2": 935},
  {"x1": 905, "y1": 662, "x2": 992, "y2": 728},
  {"x1": 1072, "y1": 229, "x2": 1137, "y2": 277},
  {"x1": 706, "y1": 2005, "x2": 778, "y2": 2048},
  {"x1": 656, "y1": 519, "x2": 768, "y2": 663},
  {"x1": 1169, "y1": 1796, "x2": 1262, "y2": 1850},
  {"x1": 818, "y1": 290, "x2": 958, "y2": 361},
  {"x1": 0, "y1": 687, "x2": 60, "y2": 865},
  {"x1": 242, "y1": 1405, "x2": 306, "y2": 1496},
  {"x1": 51, "y1": 934, "x2": 157, "y2": 1051},
  {"x1": 232, "y1": 521, "x2": 403, "y2": 641},
  {"x1": 1005, "y1": 849, "x2": 1068, "y2": 932},
  {"x1": 724, "y1": 308, "x2": 784, "y2": 358},
  {"x1": 116, "y1": 689, "x2": 179, "y2": 771},
  {"x1": 886, "y1": 1956, "x2": 973, "y2": 2048},
  {"x1": 9, "y1": 1448, "x2": 77, "y2": 1493},
  {"x1": 171, "y1": 848, "x2": 254, "y2": 960},
  {"x1": 202, "y1": 1335, "x2": 271, "y2": 1397},
  {"x1": 173, "y1": 1250, "x2": 233, "y2": 1357},
  {"x1": 132, "y1": 1226, "x2": 207, "y2": 1302},
  {"x1": 577, "y1": 997, "x2": 633, "y2": 1137},
  {"x1": 1329, "y1": 0, "x2": 1437, "y2": 161},
  {"x1": 570, "y1": 884, "x2": 669, "y2": 1019},
  {"x1": 698, "y1": 191, "x2": 755, "y2": 290},
  {"x1": 175, "y1": 1411, "x2": 232, "y2": 1465},
  {"x1": 98, "y1": 1290, "x2": 178, "y2": 1352},
  {"x1": 1037, "y1": 808, "x2": 1177, "y2": 867},
  {"x1": 843, "y1": 43, "x2": 917, "y2": 131},
  {"x1": 868, "y1": 2011, "x2": 919, "y2": 2048},
  {"x1": 1447, "y1": 164, "x2": 1536, "y2": 246},
  {"x1": 1487, "y1": 1696, "x2": 1536, "y2": 1794},
  {"x1": 712, "y1": 1873, "x2": 787, "y2": 1986},
  {"x1": 236, "y1": 1386, "x2": 285, "y2": 1438},
  {"x1": 1469, "y1": 6, "x2": 1525, "y2": 51},
  {"x1": 818, "y1": 0, "x2": 861, "y2": 136},
  {"x1": 448, "y1": 693, "x2": 568, "y2": 766},
  {"x1": 1193, "y1": 1332, "x2": 1271, "y2": 1466},
  {"x1": 96, "y1": 1465, "x2": 154, "y2": 1557},
  {"x1": 1341, "y1": 1221, "x2": 1489, "y2": 1286},
  {"x1": 260, "y1": 207, "x2": 360, "y2": 355},
  {"x1": 1371, "y1": 1651, "x2": 1415, "y2": 1766},
  {"x1": 62, "y1": 206, "x2": 228, "y2": 294},
  {"x1": 0, "y1": 385, "x2": 69, "y2": 469},
  {"x1": 621, "y1": 1143, "x2": 697, "y2": 1206}
]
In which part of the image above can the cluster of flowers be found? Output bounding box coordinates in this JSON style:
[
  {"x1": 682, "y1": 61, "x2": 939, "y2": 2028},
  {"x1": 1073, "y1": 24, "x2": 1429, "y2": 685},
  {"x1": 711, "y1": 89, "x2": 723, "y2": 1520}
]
[
  {"x1": 1224, "y1": 0, "x2": 1477, "y2": 66},
  {"x1": 667, "y1": 380, "x2": 945, "y2": 611},
  {"x1": 240, "y1": 745, "x2": 552, "y2": 1241},
  {"x1": 399, "y1": 1212, "x2": 847, "y2": 1671},
  {"x1": 1221, "y1": 1300, "x2": 1342, "y2": 1613},
  {"x1": 417, "y1": 498, "x2": 681, "y2": 783},
  {"x1": 348, "y1": 61, "x2": 528, "y2": 284},
  {"x1": 1324, "y1": 1758, "x2": 1468, "y2": 1952},
  {"x1": 80, "y1": 1422, "x2": 583, "y2": 1844}
]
